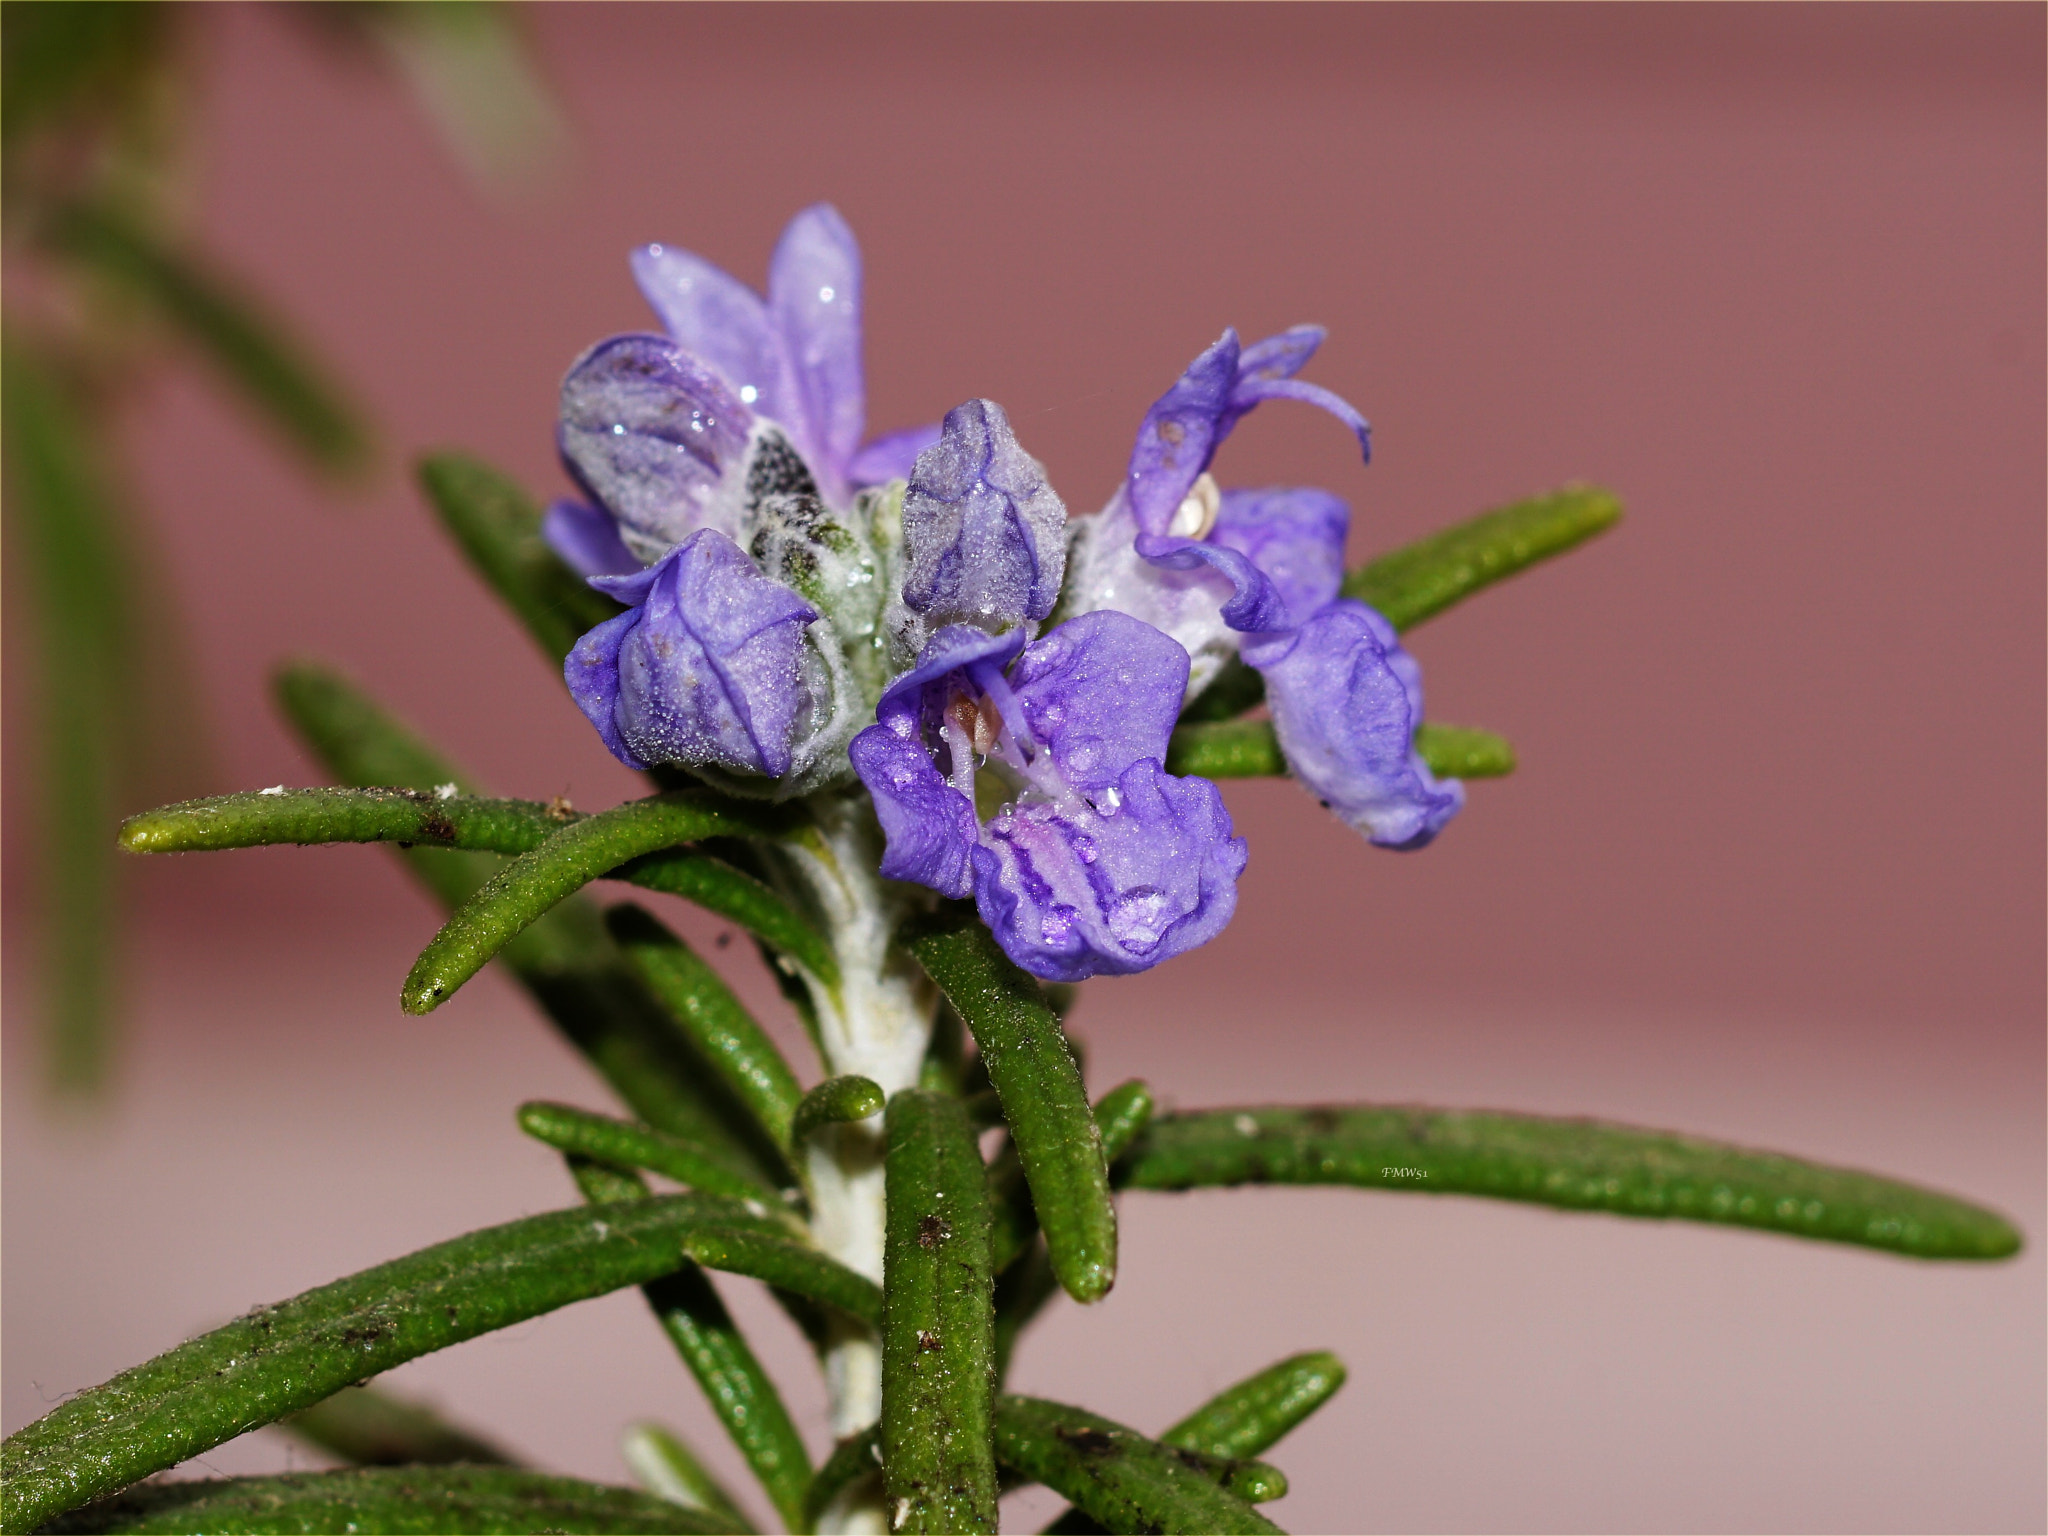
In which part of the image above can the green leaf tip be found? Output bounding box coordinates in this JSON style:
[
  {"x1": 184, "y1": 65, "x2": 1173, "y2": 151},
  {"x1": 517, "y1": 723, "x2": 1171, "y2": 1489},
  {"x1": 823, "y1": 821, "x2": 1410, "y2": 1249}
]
[
  {"x1": 516, "y1": 1100, "x2": 795, "y2": 1216},
  {"x1": 1346, "y1": 483, "x2": 1623, "y2": 631},
  {"x1": 906, "y1": 910, "x2": 1118, "y2": 1304},
  {"x1": 794, "y1": 1074, "x2": 888, "y2": 1145},
  {"x1": 1162, "y1": 1351, "x2": 1348, "y2": 1459},
  {"x1": 1119, "y1": 1104, "x2": 2024, "y2": 1261}
]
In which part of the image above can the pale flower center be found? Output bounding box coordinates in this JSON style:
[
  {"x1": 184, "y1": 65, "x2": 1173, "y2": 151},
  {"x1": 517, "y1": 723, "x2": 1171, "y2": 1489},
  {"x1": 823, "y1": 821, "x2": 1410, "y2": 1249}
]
[{"x1": 1167, "y1": 472, "x2": 1222, "y2": 539}]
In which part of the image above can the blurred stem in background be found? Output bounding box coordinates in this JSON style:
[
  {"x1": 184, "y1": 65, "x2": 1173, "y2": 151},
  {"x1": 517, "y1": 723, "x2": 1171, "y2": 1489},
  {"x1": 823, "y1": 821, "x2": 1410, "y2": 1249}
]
[{"x1": 1, "y1": 1, "x2": 567, "y2": 1095}]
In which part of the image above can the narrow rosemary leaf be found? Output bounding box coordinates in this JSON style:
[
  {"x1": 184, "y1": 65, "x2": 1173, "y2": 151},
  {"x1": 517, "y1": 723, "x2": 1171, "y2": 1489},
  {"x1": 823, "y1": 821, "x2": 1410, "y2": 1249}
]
[
  {"x1": 881, "y1": 1090, "x2": 999, "y2": 1534},
  {"x1": 608, "y1": 904, "x2": 810, "y2": 1148},
  {"x1": 1343, "y1": 484, "x2": 1623, "y2": 631},
  {"x1": 1164, "y1": 719, "x2": 1515, "y2": 781},
  {"x1": 1117, "y1": 1106, "x2": 2024, "y2": 1260},
  {"x1": 1041, "y1": 1353, "x2": 1330, "y2": 1533},
  {"x1": 518, "y1": 1101, "x2": 796, "y2": 1215},
  {"x1": 991, "y1": 1081, "x2": 1156, "y2": 1275},
  {"x1": 0, "y1": 1196, "x2": 792, "y2": 1534},
  {"x1": 277, "y1": 1383, "x2": 515, "y2": 1467},
  {"x1": 1164, "y1": 719, "x2": 1285, "y2": 780},
  {"x1": 804, "y1": 1427, "x2": 882, "y2": 1533},
  {"x1": 991, "y1": 1396, "x2": 1281, "y2": 1535},
  {"x1": 682, "y1": 1227, "x2": 886, "y2": 1329},
  {"x1": 418, "y1": 451, "x2": 622, "y2": 666},
  {"x1": 907, "y1": 911, "x2": 1117, "y2": 1303},
  {"x1": 1160, "y1": 1351, "x2": 1348, "y2": 1460},
  {"x1": 793, "y1": 1075, "x2": 887, "y2": 1146},
  {"x1": 3, "y1": 342, "x2": 129, "y2": 1093},
  {"x1": 1413, "y1": 722, "x2": 1516, "y2": 778},
  {"x1": 119, "y1": 784, "x2": 828, "y2": 975},
  {"x1": 1042, "y1": 1455, "x2": 1288, "y2": 1535},
  {"x1": 402, "y1": 795, "x2": 778, "y2": 1014},
  {"x1": 561, "y1": 1161, "x2": 809, "y2": 1533},
  {"x1": 36, "y1": 1466, "x2": 735, "y2": 1534},
  {"x1": 271, "y1": 664, "x2": 785, "y2": 1185},
  {"x1": 613, "y1": 848, "x2": 837, "y2": 985},
  {"x1": 46, "y1": 200, "x2": 372, "y2": 478},
  {"x1": 623, "y1": 1422, "x2": 757, "y2": 1533}
]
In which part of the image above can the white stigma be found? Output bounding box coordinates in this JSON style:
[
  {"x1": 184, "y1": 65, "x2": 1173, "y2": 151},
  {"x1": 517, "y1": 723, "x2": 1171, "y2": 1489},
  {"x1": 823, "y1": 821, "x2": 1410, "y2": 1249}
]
[{"x1": 1168, "y1": 472, "x2": 1222, "y2": 539}]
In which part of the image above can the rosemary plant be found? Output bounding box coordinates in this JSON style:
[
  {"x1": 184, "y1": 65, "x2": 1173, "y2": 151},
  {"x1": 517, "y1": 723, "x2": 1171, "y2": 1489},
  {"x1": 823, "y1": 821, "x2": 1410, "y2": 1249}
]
[{"x1": 3, "y1": 206, "x2": 2019, "y2": 1536}]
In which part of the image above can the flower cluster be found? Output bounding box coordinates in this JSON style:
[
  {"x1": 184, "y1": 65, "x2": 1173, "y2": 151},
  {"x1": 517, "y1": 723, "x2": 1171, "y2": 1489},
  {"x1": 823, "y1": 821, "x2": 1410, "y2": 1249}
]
[{"x1": 548, "y1": 206, "x2": 1462, "y2": 980}]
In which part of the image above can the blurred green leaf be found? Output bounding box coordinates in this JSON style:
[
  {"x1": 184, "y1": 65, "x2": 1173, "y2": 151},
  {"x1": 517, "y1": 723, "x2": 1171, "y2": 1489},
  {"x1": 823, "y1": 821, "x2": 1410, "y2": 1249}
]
[
  {"x1": 1117, "y1": 1105, "x2": 2024, "y2": 1260},
  {"x1": 38, "y1": 1465, "x2": 737, "y2": 1534},
  {"x1": 44, "y1": 199, "x2": 372, "y2": 477},
  {"x1": 277, "y1": 1383, "x2": 516, "y2": 1467},
  {"x1": 416, "y1": 452, "x2": 620, "y2": 667},
  {"x1": 622, "y1": 1422, "x2": 756, "y2": 1533},
  {"x1": 1165, "y1": 718, "x2": 1514, "y2": 781},
  {"x1": 0, "y1": 1195, "x2": 795, "y2": 1534},
  {"x1": 0, "y1": 1, "x2": 168, "y2": 154}
]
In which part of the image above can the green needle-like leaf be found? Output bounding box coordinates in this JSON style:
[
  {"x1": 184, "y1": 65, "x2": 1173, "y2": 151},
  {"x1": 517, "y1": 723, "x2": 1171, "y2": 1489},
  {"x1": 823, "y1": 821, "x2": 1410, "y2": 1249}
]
[
  {"x1": 622, "y1": 1422, "x2": 756, "y2": 1533},
  {"x1": 518, "y1": 1101, "x2": 795, "y2": 1214},
  {"x1": 1161, "y1": 1352, "x2": 1348, "y2": 1459},
  {"x1": 1413, "y1": 722, "x2": 1516, "y2": 778},
  {"x1": 272, "y1": 663, "x2": 787, "y2": 1186},
  {"x1": 907, "y1": 911, "x2": 1117, "y2": 1303},
  {"x1": 0, "y1": 1196, "x2": 791, "y2": 1534},
  {"x1": 1117, "y1": 1106, "x2": 2023, "y2": 1260},
  {"x1": 1343, "y1": 484, "x2": 1623, "y2": 631},
  {"x1": 37, "y1": 1466, "x2": 737, "y2": 1534},
  {"x1": 277, "y1": 1383, "x2": 515, "y2": 1467},
  {"x1": 804, "y1": 1428, "x2": 882, "y2": 1533},
  {"x1": 403, "y1": 795, "x2": 782, "y2": 1014},
  {"x1": 607, "y1": 905, "x2": 814, "y2": 1148},
  {"x1": 681, "y1": 1227, "x2": 885, "y2": 1329},
  {"x1": 991, "y1": 1081, "x2": 1156, "y2": 1274},
  {"x1": 1041, "y1": 1352, "x2": 1334, "y2": 1532},
  {"x1": 881, "y1": 1090, "x2": 999, "y2": 1534},
  {"x1": 1164, "y1": 719, "x2": 1285, "y2": 779},
  {"x1": 417, "y1": 452, "x2": 622, "y2": 667},
  {"x1": 1165, "y1": 719, "x2": 1514, "y2": 781},
  {"x1": 793, "y1": 1075, "x2": 888, "y2": 1146},
  {"x1": 992, "y1": 1397, "x2": 1282, "y2": 1535},
  {"x1": 119, "y1": 785, "x2": 827, "y2": 975},
  {"x1": 562, "y1": 1161, "x2": 810, "y2": 1534},
  {"x1": 45, "y1": 200, "x2": 372, "y2": 479}
]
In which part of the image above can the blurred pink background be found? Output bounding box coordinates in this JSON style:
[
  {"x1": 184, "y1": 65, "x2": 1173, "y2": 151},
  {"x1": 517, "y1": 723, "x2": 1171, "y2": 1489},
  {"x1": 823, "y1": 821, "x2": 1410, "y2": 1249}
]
[{"x1": 5, "y1": 6, "x2": 2042, "y2": 1532}]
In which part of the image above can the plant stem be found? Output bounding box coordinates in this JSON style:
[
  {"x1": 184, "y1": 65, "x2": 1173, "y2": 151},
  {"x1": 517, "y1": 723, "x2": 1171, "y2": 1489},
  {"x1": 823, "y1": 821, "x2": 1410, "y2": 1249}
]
[{"x1": 782, "y1": 797, "x2": 935, "y2": 1534}]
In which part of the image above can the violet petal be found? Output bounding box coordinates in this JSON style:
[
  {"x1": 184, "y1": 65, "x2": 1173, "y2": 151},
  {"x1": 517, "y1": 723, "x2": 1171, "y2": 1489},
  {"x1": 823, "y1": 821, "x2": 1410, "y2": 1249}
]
[
  {"x1": 1125, "y1": 329, "x2": 1239, "y2": 537},
  {"x1": 1007, "y1": 610, "x2": 1188, "y2": 791},
  {"x1": 769, "y1": 203, "x2": 864, "y2": 495},
  {"x1": 1207, "y1": 486, "x2": 1350, "y2": 629},
  {"x1": 971, "y1": 759, "x2": 1246, "y2": 982},
  {"x1": 630, "y1": 242, "x2": 799, "y2": 432},
  {"x1": 565, "y1": 529, "x2": 820, "y2": 778},
  {"x1": 542, "y1": 498, "x2": 642, "y2": 579},
  {"x1": 847, "y1": 422, "x2": 944, "y2": 486},
  {"x1": 558, "y1": 334, "x2": 755, "y2": 555},
  {"x1": 901, "y1": 399, "x2": 1067, "y2": 631},
  {"x1": 1242, "y1": 599, "x2": 1463, "y2": 849},
  {"x1": 847, "y1": 723, "x2": 979, "y2": 899}
]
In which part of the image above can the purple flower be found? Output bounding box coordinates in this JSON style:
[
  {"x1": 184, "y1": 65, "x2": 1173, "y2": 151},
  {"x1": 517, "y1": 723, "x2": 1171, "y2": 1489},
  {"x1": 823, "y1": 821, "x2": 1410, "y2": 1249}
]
[
  {"x1": 849, "y1": 611, "x2": 1246, "y2": 981},
  {"x1": 628, "y1": 204, "x2": 936, "y2": 511},
  {"x1": 1064, "y1": 327, "x2": 1463, "y2": 849},
  {"x1": 564, "y1": 528, "x2": 838, "y2": 788},
  {"x1": 897, "y1": 398, "x2": 1067, "y2": 641}
]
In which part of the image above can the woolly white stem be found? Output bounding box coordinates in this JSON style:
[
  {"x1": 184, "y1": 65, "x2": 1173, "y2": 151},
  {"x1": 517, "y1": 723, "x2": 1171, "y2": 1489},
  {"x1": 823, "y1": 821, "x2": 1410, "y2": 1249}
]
[{"x1": 784, "y1": 799, "x2": 934, "y2": 1533}]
